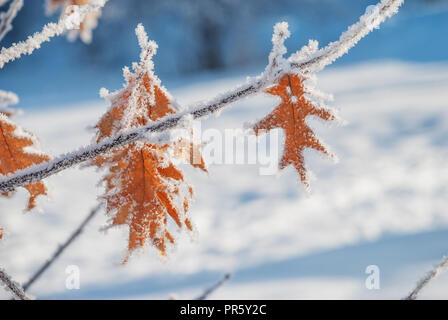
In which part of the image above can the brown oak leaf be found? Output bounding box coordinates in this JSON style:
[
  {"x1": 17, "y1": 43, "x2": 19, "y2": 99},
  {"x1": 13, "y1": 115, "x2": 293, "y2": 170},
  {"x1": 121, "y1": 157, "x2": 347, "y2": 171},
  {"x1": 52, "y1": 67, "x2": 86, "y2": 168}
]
[
  {"x1": 0, "y1": 115, "x2": 50, "y2": 210},
  {"x1": 253, "y1": 73, "x2": 336, "y2": 187},
  {"x1": 92, "y1": 58, "x2": 206, "y2": 260}
]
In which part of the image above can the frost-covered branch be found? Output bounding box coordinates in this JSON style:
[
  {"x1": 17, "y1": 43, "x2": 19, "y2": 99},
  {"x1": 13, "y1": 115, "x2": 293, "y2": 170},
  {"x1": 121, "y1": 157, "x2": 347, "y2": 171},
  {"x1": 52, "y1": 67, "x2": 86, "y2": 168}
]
[
  {"x1": 0, "y1": 0, "x2": 403, "y2": 193},
  {"x1": 405, "y1": 256, "x2": 448, "y2": 300},
  {"x1": 289, "y1": 0, "x2": 404, "y2": 74},
  {"x1": 0, "y1": 0, "x2": 23, "y2": 42},
  {"x1": 264, "y1": 21, "x2": 290, "y2": 83},
  {"x1": 0, "y1": 268, "x2": 31, "y2": 300},
  {"x1": 23, "y1": 204, "x2": 102, "y2": 291},
  {"x1": 0, "y1": 0, "x2": 108, "y2": 69}
]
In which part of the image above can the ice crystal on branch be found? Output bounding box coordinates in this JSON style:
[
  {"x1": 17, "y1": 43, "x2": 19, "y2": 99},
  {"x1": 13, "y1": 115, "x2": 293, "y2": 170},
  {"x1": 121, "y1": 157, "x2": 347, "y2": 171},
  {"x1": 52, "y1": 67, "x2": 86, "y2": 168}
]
[
  {"x1": 264, "y1": 21, "x2": 290, "y2": 83},
  {"x1": 0, "y1": 0, "x2": 23, "y2": 42},
  {"x1": 288, "y1": 0, "x2": 404, "y2": 73},
  {"x1": 0, "y1": 0, "x2": 107, "y2": 69},
  {"x1": 0, "y1": 268, "x2": 31, "y2": 300},
  {"x1": 91, "y1": 24, "x2": 206, "y2": 261},
  {"x1": 46, "y1": 0, "x2": 101, "y2": 43}
]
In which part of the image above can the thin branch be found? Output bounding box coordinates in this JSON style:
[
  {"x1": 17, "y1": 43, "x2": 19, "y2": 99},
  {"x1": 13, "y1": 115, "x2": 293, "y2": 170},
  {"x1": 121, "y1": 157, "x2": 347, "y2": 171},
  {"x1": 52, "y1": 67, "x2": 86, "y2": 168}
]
[
  {"x1": 290, "y1": 0, "x2": 404, "y2": 74},
  {"x1": 0, "y1": 0, "x2": 403, "y2": 193},
  {"x1": 23, "y1": 204, "x2": 102, "y2": 291},
  {"x1": 264, "y1": 21, "x2": 289, "y2": 83},
  {"x1": 196, "y1": 273, "x2": 232, "y2": 300},
  {"x1": 0, "y1": 268, "x2": 31, "y2": 300},
  {"x1": 0, "y1": 0, "x2": 108, "y2": 69},
  {"x1": 0, "y1": 0, "x2": 23, "y2": 42},
  {"x1": 404, "y1": 256, "x2": 448, "y2": 300}
]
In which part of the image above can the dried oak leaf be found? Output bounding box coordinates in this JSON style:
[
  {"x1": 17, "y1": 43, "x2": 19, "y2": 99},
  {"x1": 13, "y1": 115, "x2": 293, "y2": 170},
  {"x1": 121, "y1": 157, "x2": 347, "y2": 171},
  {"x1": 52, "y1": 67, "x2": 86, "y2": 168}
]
[
  {"x1": 47, "y1": 0, "x2": 99, "y2": 43},
  {"x1": 0, "y1": 115, "x2": 50, "y2": 210},
  {"x1": 253, "y1": 73, "x2": 336, "y2": 187},
  {"x1": 92, "y1": 71, "x2": 206, "y2": 260}
]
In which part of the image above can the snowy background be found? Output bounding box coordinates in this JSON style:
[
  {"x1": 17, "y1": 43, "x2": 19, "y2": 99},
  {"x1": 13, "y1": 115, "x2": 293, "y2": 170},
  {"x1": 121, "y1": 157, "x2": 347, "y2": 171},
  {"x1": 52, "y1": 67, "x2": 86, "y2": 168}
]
[{"x1": 1, "y1": 0, "x2": 448, "y2": 299}]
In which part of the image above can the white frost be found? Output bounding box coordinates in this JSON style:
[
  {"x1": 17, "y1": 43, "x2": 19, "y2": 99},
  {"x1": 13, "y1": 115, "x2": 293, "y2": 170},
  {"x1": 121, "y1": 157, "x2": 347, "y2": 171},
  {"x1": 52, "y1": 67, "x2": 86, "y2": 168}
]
[
  {"x1": 0, "y1": 0, "x2": 108, "y2": 69},
  {"x1": 288, "y1": 0, "x2": 404, "y2": 74},
  {"x1": 0, "y1": 0, "x2": 23, "y2": 42}
]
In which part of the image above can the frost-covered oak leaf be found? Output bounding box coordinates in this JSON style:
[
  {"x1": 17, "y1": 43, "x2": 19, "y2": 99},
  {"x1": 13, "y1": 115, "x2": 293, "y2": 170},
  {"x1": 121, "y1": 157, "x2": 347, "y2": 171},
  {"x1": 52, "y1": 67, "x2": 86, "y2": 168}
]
[
  {"x1": 91, "y1": 25, "x2": 206, "y2": 260},
  {"x1": 253, "y1": 74, "x2": 336, "y2": 187},
  {"x1": 0, "y1": 115, "x2": 50, "y2": 210},
  {"x1": 46, "y1": 0, "x2": 100, "y2": 43}
]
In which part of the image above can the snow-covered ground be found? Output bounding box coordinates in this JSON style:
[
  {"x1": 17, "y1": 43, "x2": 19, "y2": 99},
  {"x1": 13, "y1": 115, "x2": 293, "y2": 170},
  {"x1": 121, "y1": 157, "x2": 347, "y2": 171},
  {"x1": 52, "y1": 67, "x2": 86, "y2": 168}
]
[{"x1": 1, "y1": 60, "x2": 448, "y2": 299}]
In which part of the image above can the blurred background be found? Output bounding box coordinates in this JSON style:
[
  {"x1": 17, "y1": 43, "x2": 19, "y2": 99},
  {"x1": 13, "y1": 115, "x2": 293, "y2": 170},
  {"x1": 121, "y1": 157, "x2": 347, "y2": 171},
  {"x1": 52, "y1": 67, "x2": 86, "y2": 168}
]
[
  {"x1": 0, "y1": 0, "x2": 448, "y2": 300},
  {"x1": 0, "y1": 0, "x2": 447, "y2": 107}
]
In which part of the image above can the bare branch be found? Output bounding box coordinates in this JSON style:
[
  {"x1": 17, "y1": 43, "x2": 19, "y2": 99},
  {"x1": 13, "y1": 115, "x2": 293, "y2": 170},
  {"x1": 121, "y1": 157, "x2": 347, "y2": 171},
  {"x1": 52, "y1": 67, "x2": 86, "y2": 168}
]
[
  {"x1": 0, "y1": 0, "x2": 108, "y2": 69},
  {"x1": 23, "y1": 204, "x2": 102, "y2": 291},
  {"x1": 196, "y1": 273, "x2": 232, "y2": 300},
  {"x1": 405, "y1": 256, "x2": 448, "y2": 300},
  {"x1": 264, "y1": 21, "x2": 290, "y2": 83},
  {"x1": 0, "y1": 0, "x2": 23, "y2": 42},
  {"x1": 0, "y1": 0, "x2": 403, "y2": 193},
  {"x1": 0, "y1": 268, "x2": 31, "y2": 300}
]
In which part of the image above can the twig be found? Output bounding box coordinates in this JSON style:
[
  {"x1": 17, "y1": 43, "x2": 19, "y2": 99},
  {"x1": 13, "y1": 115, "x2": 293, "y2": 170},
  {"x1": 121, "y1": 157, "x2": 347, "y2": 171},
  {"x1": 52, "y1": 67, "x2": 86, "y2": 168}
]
[
  {"x1": 196, "y1": 273, "x2": 231, "y2": 300},
  {"x1": 0, "y1": 0, "x2": 23, "y2": 42},
  {"x1": 0, "y1": 0, "x2": 108, "y2": 68},
  {"x1": 22, "y1": 204, "x2": 102, "y2": 291},
  {"x1": 290, "y1": 0, "x2": 404, "y2": 74},
  {"x1": 404, "y1": 256, "x2": 448, "y2": 300},
  {"x1": 0, "y1": 268, "x2": 31, "y2": 300},
  {"x1": 0, "y1": 0, "x2": 403, "y2": 193}
]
